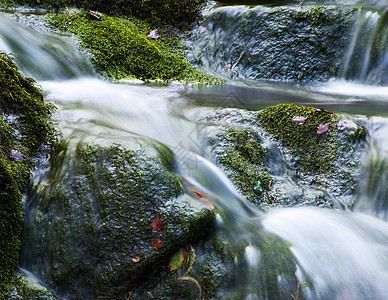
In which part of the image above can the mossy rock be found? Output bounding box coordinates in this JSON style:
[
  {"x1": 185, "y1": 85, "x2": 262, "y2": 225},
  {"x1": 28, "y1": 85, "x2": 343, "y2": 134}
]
[
  {"x1": 0, "y1": 52, "x2": 53, "y2": 298},
  {"x1": 205, "y1": 104, "x2": 364, "y2": 209},
  {"x1": 43, "y1": 12, "x2": 219, "y2": 83},
  {"x1": 136, "y1": 218, "x2": 302, "y2": 299},
  {"x1": 22, "y1": 141, "x2": 215, "y2": 299},
  {"x1": 6, "y1": 272, "x2": 56, "y2": 300},
  {"x1": 3, "y1": 0, "x2": 207, "y2": 30}
]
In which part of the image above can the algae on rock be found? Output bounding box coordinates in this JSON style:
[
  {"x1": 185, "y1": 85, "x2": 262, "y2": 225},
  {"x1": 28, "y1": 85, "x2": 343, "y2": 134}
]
[
  {"x1": 0, "y1": 52, "x2": 53, "y2": 298},
  {"x1": 43, "y1": 12, "x2": 219, "y2": 83},
  {"x1": 22, "y1": 141, "x2": 215, "y2": 299},
  {"x1": 205, "y1": 104, "x2": 365, "y2": 209}
]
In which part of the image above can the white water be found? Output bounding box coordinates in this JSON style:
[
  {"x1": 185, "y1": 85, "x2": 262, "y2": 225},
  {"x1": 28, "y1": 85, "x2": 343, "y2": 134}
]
[{"x1": 2, "y1": 8, "x2": 388, "y2": 300}]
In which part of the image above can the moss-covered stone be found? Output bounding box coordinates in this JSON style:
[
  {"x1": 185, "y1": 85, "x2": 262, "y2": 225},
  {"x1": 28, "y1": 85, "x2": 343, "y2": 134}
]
[
  {"x1": 0, "y1": 52, "x2": 53, "y2": 298},
  {"x1": 2, "y1": 0, "x2": 207, "y2": 30},
  {"x1": 136, "y1": 220, "x2": 302, "y2": 299},
  {"x1": 205, "y1": 105, "x2": 364, "y2": 209},
  {"x1": 6, "y1": 272, "x2": 56, "y2": 300},
  {"x1": 22, "y1": 141, "x2": 215, "y2": 299},
  {"x1": 43, "y1": 12, "x2": 220, "y2": 83}
]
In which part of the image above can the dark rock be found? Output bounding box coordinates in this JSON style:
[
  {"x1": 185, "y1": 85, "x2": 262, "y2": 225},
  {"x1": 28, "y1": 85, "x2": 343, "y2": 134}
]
[
  {"x1": 188, "y1": 6, "x2": 359, "y2": 83},
  {"x1": 22, "y1": 141, "x2": 215, "y2": 299}
]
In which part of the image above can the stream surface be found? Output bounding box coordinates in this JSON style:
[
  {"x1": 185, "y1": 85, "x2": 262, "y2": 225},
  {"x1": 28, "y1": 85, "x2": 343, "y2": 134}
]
[{"x1": 1, "y1": 7, "x2": 388, "y2": 299}]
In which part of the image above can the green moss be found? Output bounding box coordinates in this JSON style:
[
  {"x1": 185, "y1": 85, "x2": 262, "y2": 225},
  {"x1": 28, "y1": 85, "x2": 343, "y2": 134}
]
[
  {"x1": 43, "y1": 12, "x2": 220, "y2": 83},
  {"x1": 257, "y1": 104, "x2": 339, "y2": 175},
  {"x1": 214, "y1": 128, "x2": 272, "y2": 206},
  {"x1": 0, "y1": 52, "x2": 53, "y2": 297},
  {"x1": 4, "y1": 0, "x2": 207, "y2": 30}
]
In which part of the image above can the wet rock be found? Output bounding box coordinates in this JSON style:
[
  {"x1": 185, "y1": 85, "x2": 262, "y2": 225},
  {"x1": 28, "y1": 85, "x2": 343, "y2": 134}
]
[
  {"x1": 205, "y1": 104, "x2": 365, "y2": 209},
  {"x1": 188, "y1": 6, "x2": 359, "y2": 83},
  {"x1": 22, "y1": 142, "x2": 214, "y2": 299},
  {"x1": 135, "y1": 215, "x2": 301, "y2": 299},
  {"x1": 6, "y1": 272, "x2": 56, "y2": 300},
  {"x1": 0, "y1": 52, "x2": 53, "y2": 298}
]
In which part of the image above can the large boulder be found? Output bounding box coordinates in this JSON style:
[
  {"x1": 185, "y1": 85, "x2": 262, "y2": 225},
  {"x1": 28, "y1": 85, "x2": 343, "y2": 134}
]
[
  {"x1": 188, "y1": 6, "x2": 359, "y2": 82},
  {"x1": 205, "y1": 104, "x2": 365, "y2": 209},
  {"x1": 0, "y1": 52, "x2": 53, "y2": 298},
  {"x1": 22, "y1": 141, "x2": 215, "y2": 299}
]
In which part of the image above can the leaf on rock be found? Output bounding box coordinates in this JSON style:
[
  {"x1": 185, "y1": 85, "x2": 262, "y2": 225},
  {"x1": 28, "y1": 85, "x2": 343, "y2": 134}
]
[
  {"x1": 192, "y1": 189, "x2": 214, "y2": 210},
  {"x1": 9, "y1": 149, "x2": 24, "y2": 161},
  {"x1": 317, "y1": 123, "x2": 330, "y2": 134},
  {"x1": 131, "y1": 256, "x2": 140, "y2": 263},
  {"x1": 292, "y1": 116, "x2": 307, "y2": 124},
  {"x1": 147, "y1": 29, "x2": 160, "y2": 39},
  {"x1": 151, "y1": 217, "x2": 163, "y2": 232},
  {"x1": 87, "y1": 9, "x2": 102, "y2": 19},
  {"x1": 152, "y1": 238, "x2": 164, "y2": 251},
  {"x1": 169, "y1": 248, "x2": 187, "y2": 271},
  {"x1": 336, "y1": 121, "x2": 347, "y2": 131}
]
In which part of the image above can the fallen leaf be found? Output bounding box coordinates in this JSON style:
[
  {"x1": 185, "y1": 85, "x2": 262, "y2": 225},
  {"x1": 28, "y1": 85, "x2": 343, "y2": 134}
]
[
  {"x1": 192, "y1": 190, "x2": 214, "y2": 210},
  {"x1": 152, "y1": 238, "x2": 164, "y2": 251},
  {"x1": 169, "y1": 248, "x2": 186, "y2": 271},
  {"x1": 87, "y1": 9, "x2": 102, "y2": 19},
  {"x1": 132, "y1": 256, "x2": 140, "y2": 263},
  {"x1": 147, "y1": 29, "x2": 160, "y2": 39},
  {"x1": 292, "y1": 116, "x2": 307, "y2": 124},
  {"x1": 8, "y1": 149, "x2": 24, "y2": 161},
  {"x1": 151, "y1": 217, "x2": 163, "y2": 232},
  {"x1": 225, "y1": 64, "x2": 232, "y2": 71},
  {"x1": 317, "y1": 123, "x2": 330, "y2": 134},
  {"x1": 336, "y1": 121, "x2": 347, "y2": 131}
]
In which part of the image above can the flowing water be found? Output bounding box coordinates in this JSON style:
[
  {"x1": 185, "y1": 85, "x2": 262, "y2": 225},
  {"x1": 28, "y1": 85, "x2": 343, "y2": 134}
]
[{"x1": 1, "y1": 6, "x2": 388, "y2": 299}]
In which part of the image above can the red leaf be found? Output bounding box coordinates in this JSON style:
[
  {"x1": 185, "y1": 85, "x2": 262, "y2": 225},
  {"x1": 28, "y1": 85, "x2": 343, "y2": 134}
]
[
  {"x1": 151, "y1": 218, "x2": 163, "y2": 232},
  {"x1": 152, "y1": 238, "x2": 164, "y2": 251},
  {"x1": 317, "y1": 123, "x2": 330, "y2": 134}
]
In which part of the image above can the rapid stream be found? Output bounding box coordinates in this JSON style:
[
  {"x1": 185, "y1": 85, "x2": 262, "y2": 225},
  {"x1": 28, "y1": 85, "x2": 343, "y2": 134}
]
[{"x1": 1, "y1": 5, "x2": 388, "y2": 299}]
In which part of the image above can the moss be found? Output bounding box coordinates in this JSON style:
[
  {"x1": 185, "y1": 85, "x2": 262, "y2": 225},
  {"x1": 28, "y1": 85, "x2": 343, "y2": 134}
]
[
  {"x1": 215, "y1": 128, "x2": 272, "y2": 206},
  {"x1": 23, "y1": 141, "x2": 214, "y2": 298},
  {"x1": 257, "y1": 104, "x2": 340, "y2": 175},
  {"x1": 0, "y1": 52, "x2": 53, "y2": 298},
  {"x1": 3, "y1": 0, "x2": 206, "y2": 30},
  {"x1": 43, "y1": 12, "x2": 220, "y2": 83}
]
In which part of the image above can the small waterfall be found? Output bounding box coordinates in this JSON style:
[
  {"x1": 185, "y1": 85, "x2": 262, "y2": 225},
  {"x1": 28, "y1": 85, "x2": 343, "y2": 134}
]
[
  {"x1": 0, "y1": 13, "x2": 94, "y2": 80},
  {"x1": 353, "y1": 117, "x2": 388, "y2": 220},
  {"x1": 340, "y1": 8, "x2": 388, "y2": 85}
]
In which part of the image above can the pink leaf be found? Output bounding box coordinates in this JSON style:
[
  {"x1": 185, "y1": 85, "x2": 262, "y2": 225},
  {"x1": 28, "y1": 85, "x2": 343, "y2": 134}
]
[
  {"x1": 147, "y1": 29, "x2": 160, "y2": 40},
  {"x1": 317, "y1": 123, "x2": 330, "y2": 134},
  {"x1": 292, "y1": 116, "x2": 307, "y2": 124},
  {"x1": 336, "y1": 121, "x2": 347, "y2": 131}
]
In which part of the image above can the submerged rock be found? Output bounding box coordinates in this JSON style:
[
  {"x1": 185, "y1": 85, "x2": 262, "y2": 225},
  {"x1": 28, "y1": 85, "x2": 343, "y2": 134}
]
[
  {"x1": 205, "y1": 104, "x2": 365, "y2": 209},
  {"x1": 22, "y1": 141, "x2": 214, "y2": 299}
]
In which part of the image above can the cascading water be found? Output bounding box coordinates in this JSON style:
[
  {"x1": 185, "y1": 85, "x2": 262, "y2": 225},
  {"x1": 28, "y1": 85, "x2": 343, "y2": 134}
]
[
  {"x1": 1, "y1": 5, "x2": 388, "y2": 299},
  {"x1": 340, "y1": 8, "x2": 388, "y2": 85}
]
